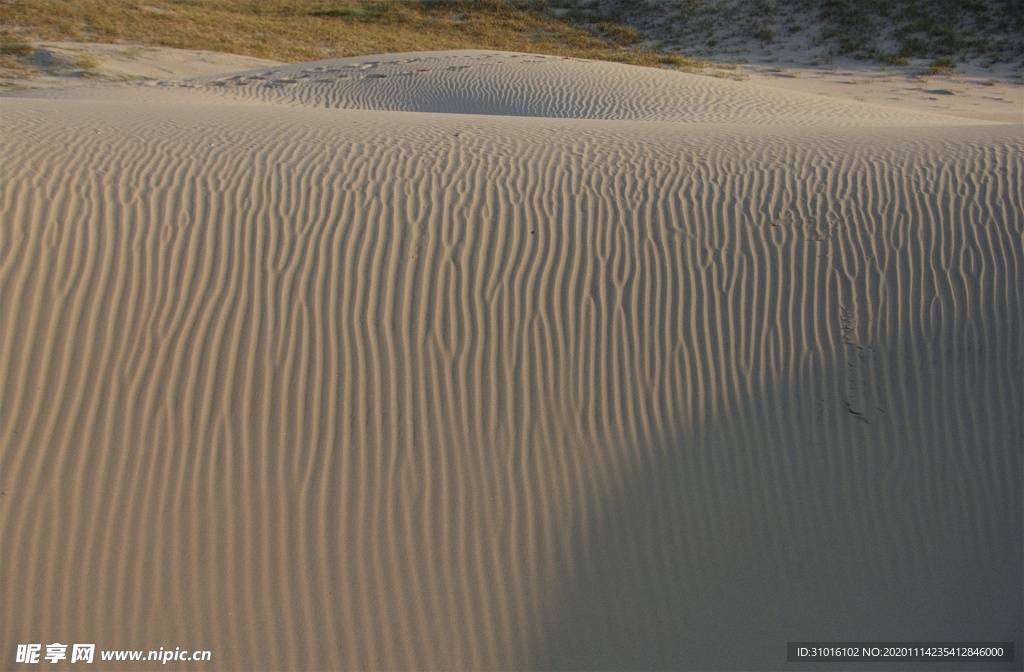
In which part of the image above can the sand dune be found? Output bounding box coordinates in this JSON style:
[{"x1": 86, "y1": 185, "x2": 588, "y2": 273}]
[
  {"x1": 13, "y1": 50, "x2": 1003, "y2": 127},
  {"x1": 1, "y1": 51, "x2": 1021, "y2": 671}
]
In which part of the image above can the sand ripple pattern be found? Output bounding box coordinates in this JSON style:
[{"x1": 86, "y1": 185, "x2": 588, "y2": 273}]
[
  {"x1": 180, "y1": 51, "x2": 994, "y2": 126},
  {"x1": 15, "y1": 51, "x2": 993, "y2": 127},
  {"x1": 1, "y1": 68, "x2": 1021, "y2": 671}
]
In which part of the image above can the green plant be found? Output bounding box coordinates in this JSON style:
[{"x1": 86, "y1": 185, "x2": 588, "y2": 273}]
[
  {"x1": 927, "y1": 55, "x2": 956, "y2": 74},
  {"x1": 877, "y1": 51, "x2": 909, "y2": 66},
  {"x1": 69, "y1": 51, "x2": 101, "y2": 70},
  {"x1": 596, "y1": 21, "x2": 639, "y2": 45},
  {"x1": 750, "y1": 25, "x2": 774, "y2": 43}
]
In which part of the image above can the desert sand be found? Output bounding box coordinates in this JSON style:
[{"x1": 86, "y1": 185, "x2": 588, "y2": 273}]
[{"x1": 1, "y1": 50, "x2": 1021, "y2": 671}]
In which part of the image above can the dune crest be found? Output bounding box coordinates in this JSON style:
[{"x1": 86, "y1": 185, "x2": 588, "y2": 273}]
[{"x1": 13, "y1": 50, "x2": 1001, "y2": 126}]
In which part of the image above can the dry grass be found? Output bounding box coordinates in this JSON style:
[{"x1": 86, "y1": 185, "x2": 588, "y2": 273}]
[
  {"x1": 0, "y1": 39, "x2": 104, "y2": 79},
  {"x1": 0, "y1": 0, "x2": 704, "y2": 71},
  {"x1": 0, "y1": 34, "x2": 34, "y2": 75}
]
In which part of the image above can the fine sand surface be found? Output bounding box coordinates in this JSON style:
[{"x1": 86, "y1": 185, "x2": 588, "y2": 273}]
[{"x1": 1, "y1": 51, "x2": 1021, "y2": 671}]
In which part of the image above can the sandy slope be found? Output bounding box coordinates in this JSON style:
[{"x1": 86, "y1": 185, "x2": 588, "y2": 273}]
[
  {"x1": 0, "y1": 42, "x2": 282, "y2": 92},
  {"x1": 1, "y1": 51, "x2": 1021, "y2": 671}
]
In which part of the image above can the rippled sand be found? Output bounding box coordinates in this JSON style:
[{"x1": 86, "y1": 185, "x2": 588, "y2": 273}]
[{"x1": 2, "y1": 51, "x2": 1021, "y2": 671}]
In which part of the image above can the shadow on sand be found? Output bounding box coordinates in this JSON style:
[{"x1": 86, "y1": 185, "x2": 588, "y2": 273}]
[{"x1": 530, "y1": 339, "x2": 1022, "y2": 671}]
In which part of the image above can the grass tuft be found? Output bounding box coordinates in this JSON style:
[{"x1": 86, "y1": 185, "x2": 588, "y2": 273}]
[
  {"x1": 0, "y1": 36, "x2": 34, "y2": 55},
  {"x1": 925, "y1": 54, "x2": 956, "y2": 75}
]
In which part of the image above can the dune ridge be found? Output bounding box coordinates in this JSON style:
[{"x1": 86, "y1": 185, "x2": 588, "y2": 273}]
[
  {"x1": 9, "y1": 51, "x2": 1002, "y2": 127},
  {"x1": 1, "y1": 53, "x2": 1021, "y2": 671}
]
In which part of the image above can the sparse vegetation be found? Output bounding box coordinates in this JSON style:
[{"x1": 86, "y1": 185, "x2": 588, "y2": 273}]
[
  {"x1": 749, "y1": 26, "x2": 775, "y2": 44},
  {"x1": 876, "y1": 51, "x2": 910, "y2": 66},
  {"x1": 548, "y1": 0, "x2": 1023, "y2": 68},
  {"x1": 819, "y1": 0, "x2": 1021, "y2": 64},
  {"x1": 0, "y1": 43, "x2": 104, "y2": 80},
  {"x1": 0, "y1": 35, "x2": 33, "y2": 56},
  {"x1": 596, "y1": 21, "x2": 640, "y2": 46},
  {"x1": 120, "y1": 45, "x2": 147, "y2": 60},
  {"x1": 0, "y1": 35, "x2": 34, "y2": 76},
  {"x1": 0, "y1": 0, "x2": 704, "y2": 72},
  {"x1": 926, "y1": 55, "x2": 956, "y2": 75},
  {"x1": 2, "y1": 0, "x2": 1019, "y2": 82},
  {"x1": 68, "y1": 51, "x2": 102, "y2": 71}
]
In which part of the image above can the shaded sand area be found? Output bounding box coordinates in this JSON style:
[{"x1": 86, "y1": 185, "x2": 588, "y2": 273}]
[{"x1": 1, "y1": 51, "x2": 1021, "y2": 670}]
